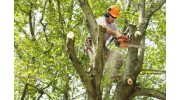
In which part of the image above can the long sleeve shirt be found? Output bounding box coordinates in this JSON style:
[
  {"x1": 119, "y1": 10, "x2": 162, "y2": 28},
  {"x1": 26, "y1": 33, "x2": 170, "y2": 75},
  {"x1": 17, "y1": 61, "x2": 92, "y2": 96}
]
[{"x1": 96, "y1": 16, "x2": 119, "y2": 42}]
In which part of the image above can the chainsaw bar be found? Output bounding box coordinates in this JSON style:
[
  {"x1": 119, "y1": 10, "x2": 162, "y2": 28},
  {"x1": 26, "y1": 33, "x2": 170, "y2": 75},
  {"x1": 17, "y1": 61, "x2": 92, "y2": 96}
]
[
  {"x1": 118, "y1": 43, "x2": 147, "y2": 49},
  {"x1": 113, "y1": 36, "x2": 147, "y2": 49},
  {"x1": 128, "y1": 44, "x2": 147, "y2": 49}
]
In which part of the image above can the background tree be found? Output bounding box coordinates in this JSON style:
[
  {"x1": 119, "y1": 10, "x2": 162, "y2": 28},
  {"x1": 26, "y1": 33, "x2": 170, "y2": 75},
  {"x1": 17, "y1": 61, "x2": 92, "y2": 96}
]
[{"x1": 14, "y1": 0, "x2": 166, "y2": 99}]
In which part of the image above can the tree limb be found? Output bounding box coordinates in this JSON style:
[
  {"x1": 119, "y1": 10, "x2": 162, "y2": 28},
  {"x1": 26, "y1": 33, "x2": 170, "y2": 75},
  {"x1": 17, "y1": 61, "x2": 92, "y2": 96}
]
[
  {"x1": 141, "y1": 69, "x2": 166, "y2": 73},
  {"x1": 122, "y1": 1, "x2": 130, "y2": 33},
  {"x1": 78, "y1": 0, "x2": 98, "y2": 45},
  {"x1": 93, "y1": 25, "x2": 106, "y2": 99},
  {"x1": 134, "y1": 36, "x2": 145, "y2": 77},
  {"x1": 27, "y1": 83, "x2": 52, "y2": 99},
  {"x1": 66, "y1": 32, "x2": 94, "y2": 98},
  {"x1": 63, "y1": 74, "x2": 70, "y2": 100},
  {"x1": 14, "y1": 20, "x2": 29, "y2": 37},
  {"x1": 138, "y1": 0, "x2": 166, "y2": 39},
  {"x1": 40, "y1": 0, "x2": 48, "y2": 32},
  {"x1": 130, "y1": 87, "x2": 166, "y2": 100},
  {"x1": 138, "y1": 0, "x2": 145, "y2": 24},
  {"x1": 147, "y1": 0, "x2": 166, "y2": 18},
  {"x1": 113, "y1": 0, "x2": 118, "y2": 4},
  {"x1": 28, "y1": 3, "x2": 35, "y2": 41},
  {"x1": 20, "y1": 83, "x2": 28, "y2": 100},
  {"x1": 17, "y1": 3, "x2": 28, "y2": 15},
  {"x1": 129, "y1": 0, "x2": 139, "y2": 11},
  {"x1": 57, "y1": 0, "x2": 65, "y2": 36},
  {"x1": 124, "y1": 25, "x2": 139, "y2": 85}
]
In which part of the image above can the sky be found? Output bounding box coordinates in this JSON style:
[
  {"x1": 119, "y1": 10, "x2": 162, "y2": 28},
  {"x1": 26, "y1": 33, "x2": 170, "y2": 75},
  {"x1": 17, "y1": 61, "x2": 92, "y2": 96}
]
[{"x1": 0, "y1": 0, "x2": 180, "y2": 99}]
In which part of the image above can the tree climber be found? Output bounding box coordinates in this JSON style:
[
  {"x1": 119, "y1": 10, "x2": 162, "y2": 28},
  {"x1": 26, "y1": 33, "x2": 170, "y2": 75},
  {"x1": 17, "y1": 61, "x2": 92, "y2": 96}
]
[
  {"x1": 85, "y1": 5, "x2": 124, "y2": 81},
  {"x1": 97, "y1": 5, "x2": 123, "y2": 45}
]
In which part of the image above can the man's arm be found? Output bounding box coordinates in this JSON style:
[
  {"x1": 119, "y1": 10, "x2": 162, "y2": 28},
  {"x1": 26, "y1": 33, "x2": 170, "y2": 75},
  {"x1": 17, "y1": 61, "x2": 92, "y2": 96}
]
[
  {"x1": 106, "y1": 26, "x2": 123, "y2": 38},
  {"x1": 97, "y1": 17, "x2": 123, "y2": 38}
]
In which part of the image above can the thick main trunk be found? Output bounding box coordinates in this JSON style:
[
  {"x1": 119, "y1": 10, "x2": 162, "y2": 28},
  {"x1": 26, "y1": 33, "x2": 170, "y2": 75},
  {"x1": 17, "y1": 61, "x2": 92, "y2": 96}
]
[
  {"x1": 114, "y1": 82, "x2": 135, "y2": 100},
  {"x1": 114, "y1": 24, "x2": 140, "y2": 100},
  {"x1": 114, "y1": 47, "x2": 138, "y2": 100}
]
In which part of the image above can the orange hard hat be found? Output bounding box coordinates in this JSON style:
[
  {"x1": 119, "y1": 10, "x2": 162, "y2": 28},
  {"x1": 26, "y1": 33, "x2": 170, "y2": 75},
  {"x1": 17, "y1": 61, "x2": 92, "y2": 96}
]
[{"x1": 108, "y1": 5, "x2": 120, "y2": 18}]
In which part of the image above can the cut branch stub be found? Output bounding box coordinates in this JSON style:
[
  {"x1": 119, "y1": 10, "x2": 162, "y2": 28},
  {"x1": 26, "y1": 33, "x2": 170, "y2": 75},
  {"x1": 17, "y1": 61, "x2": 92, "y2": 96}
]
[
  {"x1": 67, "y1": 31, "x2": 74, "y2": 39},
  {"x1": 127, "y1": 78, "x2": 133, "y2": 85},
  {"x1": 123, "y1": 76, "x2": 134, "y2": 86}
]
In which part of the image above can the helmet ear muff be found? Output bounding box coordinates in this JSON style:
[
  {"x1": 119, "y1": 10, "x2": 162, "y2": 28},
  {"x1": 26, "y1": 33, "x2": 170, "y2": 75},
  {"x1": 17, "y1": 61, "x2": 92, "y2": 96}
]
[
  {"x1": 105, "y1": 7, "x2": 112, "y2": 17},
  {"x1": 104, "y1": 12, "x2": 110, "y2": 17}
]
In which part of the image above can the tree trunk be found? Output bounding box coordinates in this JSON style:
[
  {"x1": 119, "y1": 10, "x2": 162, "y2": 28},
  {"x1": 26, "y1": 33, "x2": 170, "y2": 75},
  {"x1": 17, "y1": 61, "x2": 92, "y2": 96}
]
[{"x1": 21, "y1": 83, "x2": 28, "y2": 100}]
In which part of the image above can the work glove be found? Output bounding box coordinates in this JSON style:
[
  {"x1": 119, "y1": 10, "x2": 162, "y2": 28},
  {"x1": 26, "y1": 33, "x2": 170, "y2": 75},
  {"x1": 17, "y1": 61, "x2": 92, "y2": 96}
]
[{"x1": 116, "y1": 35, "x2": 128, "y2": 41}]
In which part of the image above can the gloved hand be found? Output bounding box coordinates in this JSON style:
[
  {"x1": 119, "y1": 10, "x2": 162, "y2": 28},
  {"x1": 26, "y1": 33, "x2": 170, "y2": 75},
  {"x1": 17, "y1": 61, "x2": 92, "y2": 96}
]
[
  {"x1": 116, "y1": 35, "x2": 129, "y2": 42},
  {"x1": 122, "y1": 35, "x2": 128, "y2": 40},
  {"x1": 115, "y1": 32, "x2": 128, "y2": 39},
  {"x1": 115, "y1": 32, "x2": 122, "y2": 39}
]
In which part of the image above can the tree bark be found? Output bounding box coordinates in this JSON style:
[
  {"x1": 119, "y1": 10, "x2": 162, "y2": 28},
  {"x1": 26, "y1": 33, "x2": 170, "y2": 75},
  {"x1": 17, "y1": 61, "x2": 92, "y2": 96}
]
[
  {"x1": 21, "y1": 83, "x2": 28, "y2": 100},
  {"x1": 78, "y1": 0, "x2": 98, "y2": 45},
  {"x1": 130, "y1": 87, "x2": 166, "y2": 100},
  {"x1": 92, "y1": 25, "x2": 106, "y2": 100},
  {"x1": 66, "y1": 32, "x2": 94, "y2": 100},
  {"x1": 114, "y1": 25, "x2": 139, "y2": 100},
  {"x1": 63, "y1": 74, "x2": 70, "y2": 100},
  {"x1": 66, "y1": 25, "x2": 106, "y2": 100}
]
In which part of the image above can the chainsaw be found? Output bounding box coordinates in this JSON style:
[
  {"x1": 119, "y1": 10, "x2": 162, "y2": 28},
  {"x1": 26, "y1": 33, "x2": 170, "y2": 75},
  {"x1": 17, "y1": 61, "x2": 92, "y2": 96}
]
[{"x1": 114, "y1": 36, "x2": 146, "y2": 49}]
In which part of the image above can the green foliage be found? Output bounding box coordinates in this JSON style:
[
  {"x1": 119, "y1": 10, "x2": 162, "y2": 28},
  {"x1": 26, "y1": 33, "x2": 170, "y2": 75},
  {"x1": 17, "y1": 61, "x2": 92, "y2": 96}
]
[
  {"x1": 14, "y1": 0, "x2": 83, "y2": 99},
  {"x1": 136, "y1": 2, "x2": 166, "y2": 94}
]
